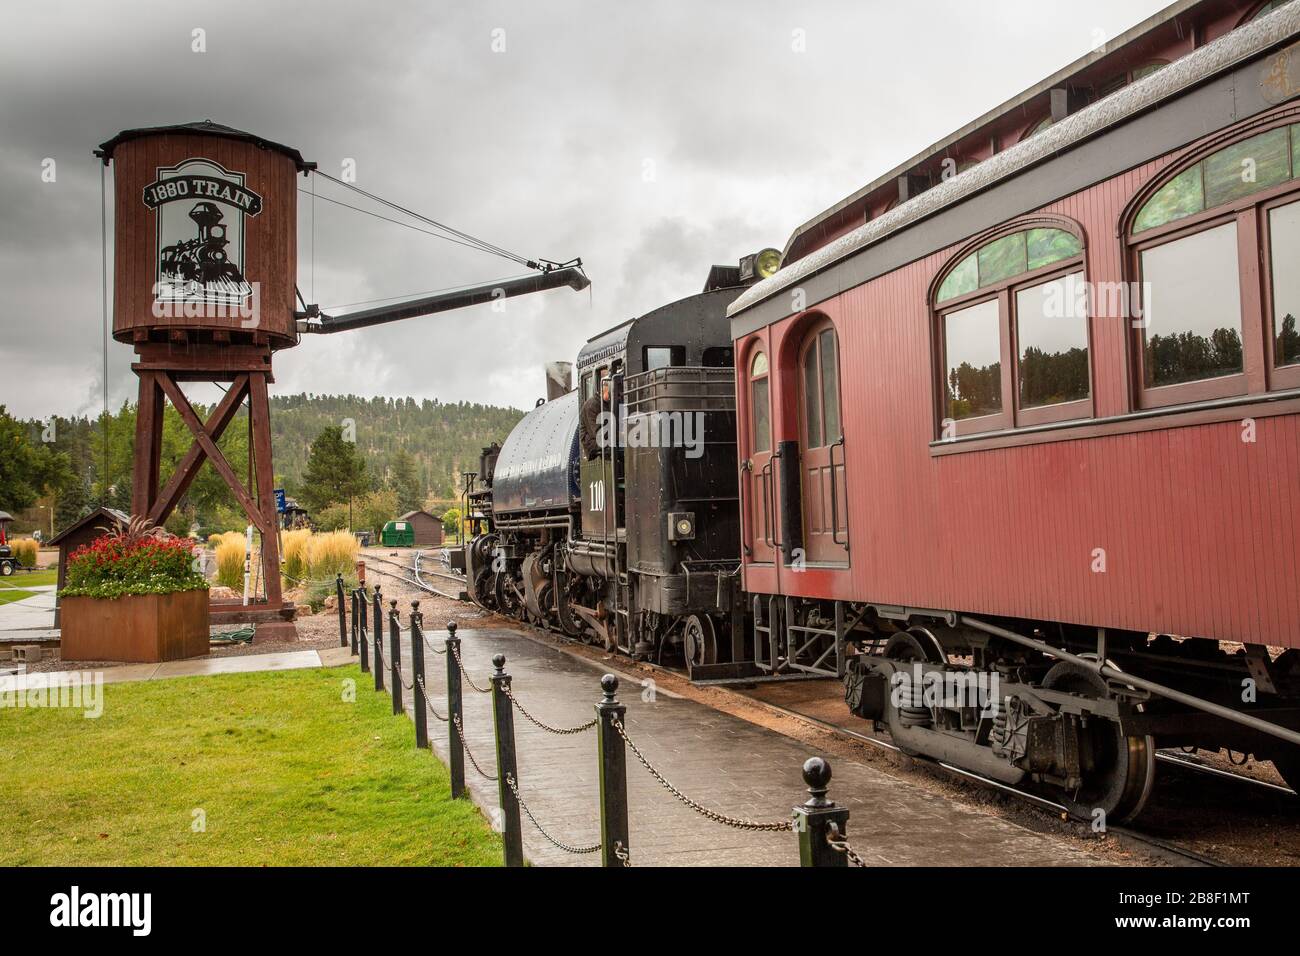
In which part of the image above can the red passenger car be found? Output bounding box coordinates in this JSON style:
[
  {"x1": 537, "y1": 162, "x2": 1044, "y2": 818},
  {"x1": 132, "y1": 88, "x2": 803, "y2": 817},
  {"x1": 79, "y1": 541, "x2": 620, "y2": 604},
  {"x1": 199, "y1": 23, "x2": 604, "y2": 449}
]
[{"x1": 728, "y1": 0, "x2": 1300, "y2": 819}]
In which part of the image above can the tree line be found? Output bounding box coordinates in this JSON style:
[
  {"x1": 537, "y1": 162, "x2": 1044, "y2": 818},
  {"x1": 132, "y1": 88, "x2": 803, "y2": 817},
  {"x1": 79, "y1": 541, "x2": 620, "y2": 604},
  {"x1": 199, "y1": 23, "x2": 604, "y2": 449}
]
[{"x1": 0, "y1": 393, "x2": 521, "y2": 539}]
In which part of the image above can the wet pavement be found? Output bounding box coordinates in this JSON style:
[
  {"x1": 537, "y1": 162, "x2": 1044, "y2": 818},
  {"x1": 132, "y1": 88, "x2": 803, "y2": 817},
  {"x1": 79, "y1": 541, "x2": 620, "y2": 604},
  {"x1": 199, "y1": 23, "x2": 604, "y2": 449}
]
[{"x1": 381, "y1": 625, "x2": 1104, "y2": 867}]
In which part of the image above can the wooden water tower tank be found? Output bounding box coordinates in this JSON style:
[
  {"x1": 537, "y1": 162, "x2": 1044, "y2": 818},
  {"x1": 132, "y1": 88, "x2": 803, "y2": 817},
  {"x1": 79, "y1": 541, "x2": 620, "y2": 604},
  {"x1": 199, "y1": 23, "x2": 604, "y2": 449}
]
[
  {"x1": 95, "y1": 121, "x2": 314, "y2": 638},
  {"x1": 99, "y1": 120, "x2": 308, "y2": 353}
]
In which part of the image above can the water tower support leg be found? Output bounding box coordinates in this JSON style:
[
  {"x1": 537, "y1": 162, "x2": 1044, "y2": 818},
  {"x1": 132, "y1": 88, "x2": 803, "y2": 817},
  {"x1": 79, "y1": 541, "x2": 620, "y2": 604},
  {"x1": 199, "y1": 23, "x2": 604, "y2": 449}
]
[
  {"x1": 248, "y1": 373, "x2": 283, "y2": 608},
  {"x1": 131, "y1": 372, "x2": 166, "y2": 518}
]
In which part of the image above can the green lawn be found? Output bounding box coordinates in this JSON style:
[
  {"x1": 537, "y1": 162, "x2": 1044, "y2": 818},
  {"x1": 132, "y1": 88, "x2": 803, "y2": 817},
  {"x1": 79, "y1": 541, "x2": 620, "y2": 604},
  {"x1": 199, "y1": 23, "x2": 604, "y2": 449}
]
[
  {"x1": 0, "y1": 665, "x2": 501, "y2": 866},
  {"x1": 0, "y1": 588, "x2": 36, "y2": 604},
  {"x1": 0, "y1": 568, "x2": 57, "y2": 589}
]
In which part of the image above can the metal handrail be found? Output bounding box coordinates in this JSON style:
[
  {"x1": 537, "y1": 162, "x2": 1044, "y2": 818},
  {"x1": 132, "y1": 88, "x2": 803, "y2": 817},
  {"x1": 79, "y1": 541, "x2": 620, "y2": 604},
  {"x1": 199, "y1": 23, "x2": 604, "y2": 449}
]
[{"x1": 830, "y1": 435, "x2": 849, "y2": 551}]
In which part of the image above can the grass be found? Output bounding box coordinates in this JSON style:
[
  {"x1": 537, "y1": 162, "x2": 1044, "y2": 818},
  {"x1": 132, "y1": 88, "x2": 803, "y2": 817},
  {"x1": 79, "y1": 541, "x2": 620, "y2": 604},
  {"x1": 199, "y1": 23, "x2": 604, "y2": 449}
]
[
  {"x1": 0, "y1": 665, "x2": 501, "y2": 866},
  {"x1": 0, "y1": 568, "x2": 57, "y2": 589},
  {"x1": 0, "y1": 588, "x2": 36, "y2": 604}
]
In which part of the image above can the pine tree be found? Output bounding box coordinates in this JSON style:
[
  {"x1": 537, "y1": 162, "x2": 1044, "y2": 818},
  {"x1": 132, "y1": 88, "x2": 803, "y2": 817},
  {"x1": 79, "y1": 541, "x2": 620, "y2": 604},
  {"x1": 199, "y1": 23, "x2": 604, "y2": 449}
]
[
  {"x1": 299, "y1": 426, "x2": 369, "y2": 513},
  {"x1": 388, "y1": 448, "x2": 421, "y2": 513}
]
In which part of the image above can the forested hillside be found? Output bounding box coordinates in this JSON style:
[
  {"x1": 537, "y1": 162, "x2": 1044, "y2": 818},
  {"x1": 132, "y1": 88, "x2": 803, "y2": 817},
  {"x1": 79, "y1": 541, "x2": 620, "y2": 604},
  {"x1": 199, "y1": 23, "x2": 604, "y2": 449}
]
[
  {"x1": 268, "y1": 394, "x2": 521, "y2": 500},
  {"x1": 1, "y1": 394, "x2": 522, "y2": 537}
]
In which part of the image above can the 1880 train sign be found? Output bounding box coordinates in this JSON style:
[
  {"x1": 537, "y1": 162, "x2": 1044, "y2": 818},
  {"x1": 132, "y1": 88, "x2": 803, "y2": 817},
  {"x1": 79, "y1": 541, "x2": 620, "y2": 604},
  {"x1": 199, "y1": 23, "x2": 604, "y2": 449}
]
[{"x1": 143, "y1": 158, "x2": 263, "y2": 308}]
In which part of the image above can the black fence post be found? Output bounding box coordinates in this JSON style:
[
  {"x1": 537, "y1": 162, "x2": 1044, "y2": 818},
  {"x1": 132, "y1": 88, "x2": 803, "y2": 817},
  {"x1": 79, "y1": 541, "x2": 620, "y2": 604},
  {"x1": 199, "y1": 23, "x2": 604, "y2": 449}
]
[
  {"x1": 357, "y1": 589, "x2": 370, "y2": 673},
  {"x1": 350, "y1": 587, "x2": 359, "y2": 658},
  {"x1": 490, "y1": 654, "x2": 523, "y2": 867},
  {"x1": 336, "y1": 574, "x2": 347, "y2": 648},
  {"x1": 369, "y1": 587, "x2": 383, "y2": 693},
  {"x1": 446, "y1": 621, "x2": 465, "y2": 798},
  {"x1": 793, "y1": 757, "x2": 850, "y2": 867},
  {"x1": 596, "y1": 674, "x2": 630, "y2": 867},
  {"x1": 373, "y1": 585, "x2": 384, "y2": 683},
  {"x1": 408, "y1": 602, "x2": 428, "y2": 749},
  {"x1": 387, "y1": 589, "x2": 403, "y2": 717}
]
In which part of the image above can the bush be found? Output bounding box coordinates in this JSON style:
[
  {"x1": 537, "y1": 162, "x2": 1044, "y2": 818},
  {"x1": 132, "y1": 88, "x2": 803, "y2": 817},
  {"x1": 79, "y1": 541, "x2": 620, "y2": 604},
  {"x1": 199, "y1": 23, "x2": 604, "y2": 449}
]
[
  {"x1": 63, "y1": 533, "x2": 206, "y2": 600},
  {"x1": 307, "y1": 573, "x2": 358, "y2": 611},
  {"x1": 11, "y1": 539, "x2": 38, "y2": 568},
  {"x1": 307, "y1": 531, "x2": 358, "y2": 582},
  {"x1": 314, "y1": 503, "x2": 349, "y2": 532}
]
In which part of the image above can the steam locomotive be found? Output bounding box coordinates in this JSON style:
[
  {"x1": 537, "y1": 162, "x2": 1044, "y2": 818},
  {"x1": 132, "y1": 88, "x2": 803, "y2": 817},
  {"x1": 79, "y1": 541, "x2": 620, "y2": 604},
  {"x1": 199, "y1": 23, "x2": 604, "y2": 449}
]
[{"x1": 464, "y1": 251, "x2": 779, "y2": 678}]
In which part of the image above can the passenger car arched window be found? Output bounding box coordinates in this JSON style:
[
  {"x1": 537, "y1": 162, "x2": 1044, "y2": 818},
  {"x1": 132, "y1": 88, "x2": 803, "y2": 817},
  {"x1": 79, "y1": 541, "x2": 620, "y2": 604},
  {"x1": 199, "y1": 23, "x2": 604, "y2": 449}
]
[
  {"x1": 933, "y1": 221, "x2": 1089, "y2": 435},
  {"x1": 800, "y1": 325, "x2": 841, "y2": 449},
  {"x1": 1127, "y1": 114, "x2": 1300, "y2": 404},
  {"x1": 749, "y1": 350, "x2": 771, "y2": 454}
]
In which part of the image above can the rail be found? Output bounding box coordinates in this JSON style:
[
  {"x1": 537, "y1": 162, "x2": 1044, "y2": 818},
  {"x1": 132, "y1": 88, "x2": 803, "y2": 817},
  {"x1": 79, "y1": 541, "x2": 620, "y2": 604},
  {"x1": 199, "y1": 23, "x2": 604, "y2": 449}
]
[{"x1": 339, "y1": 579, "x2": 861, "y2": 867}]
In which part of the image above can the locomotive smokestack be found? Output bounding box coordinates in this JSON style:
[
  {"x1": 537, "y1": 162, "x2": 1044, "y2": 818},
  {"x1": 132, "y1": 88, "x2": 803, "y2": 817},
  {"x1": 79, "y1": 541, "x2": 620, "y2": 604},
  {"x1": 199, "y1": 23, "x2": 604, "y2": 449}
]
[{"x1": 545, "y1": 361, "x2": 573, "y2": 401}]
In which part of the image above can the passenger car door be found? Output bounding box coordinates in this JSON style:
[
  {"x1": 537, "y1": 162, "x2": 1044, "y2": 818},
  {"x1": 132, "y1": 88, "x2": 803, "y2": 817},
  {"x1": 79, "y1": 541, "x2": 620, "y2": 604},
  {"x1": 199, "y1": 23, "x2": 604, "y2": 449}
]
[
  {"x1": 798, "y1": 324, "x2": 848, "y2": 565},
  {"x1": 745, "y1": 350, "x2": 776, "y2": 564}
]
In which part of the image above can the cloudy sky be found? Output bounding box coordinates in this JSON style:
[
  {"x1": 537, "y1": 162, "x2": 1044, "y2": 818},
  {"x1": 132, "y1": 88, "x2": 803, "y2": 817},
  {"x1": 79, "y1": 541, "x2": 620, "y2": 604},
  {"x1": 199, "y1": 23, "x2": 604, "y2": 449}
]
[{"x1": 0, "y1": 0, "x2": 1170, "y2": 420}]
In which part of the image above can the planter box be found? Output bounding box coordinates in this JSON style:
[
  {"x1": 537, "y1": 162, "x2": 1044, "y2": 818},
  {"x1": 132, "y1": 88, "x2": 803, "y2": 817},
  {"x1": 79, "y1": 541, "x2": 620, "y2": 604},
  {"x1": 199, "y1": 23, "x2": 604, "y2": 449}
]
[{"x1": 60, "y1": 589, "x2": 210, "y2": 663}]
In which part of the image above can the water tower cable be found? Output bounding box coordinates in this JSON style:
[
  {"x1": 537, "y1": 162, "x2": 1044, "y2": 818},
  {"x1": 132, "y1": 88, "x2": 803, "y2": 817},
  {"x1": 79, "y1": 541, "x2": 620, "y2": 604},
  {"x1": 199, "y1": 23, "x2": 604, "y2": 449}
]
[{"x1": 311, "y1": 169, "x2": 536, "y2": 267}]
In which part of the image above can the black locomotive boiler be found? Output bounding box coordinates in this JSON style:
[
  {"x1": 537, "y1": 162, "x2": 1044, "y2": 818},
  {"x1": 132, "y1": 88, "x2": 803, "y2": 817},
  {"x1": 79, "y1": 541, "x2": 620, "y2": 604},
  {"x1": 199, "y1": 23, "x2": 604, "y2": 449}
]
[{"x1": 465, "y1": 251, "x2": 780, "y2": 677}]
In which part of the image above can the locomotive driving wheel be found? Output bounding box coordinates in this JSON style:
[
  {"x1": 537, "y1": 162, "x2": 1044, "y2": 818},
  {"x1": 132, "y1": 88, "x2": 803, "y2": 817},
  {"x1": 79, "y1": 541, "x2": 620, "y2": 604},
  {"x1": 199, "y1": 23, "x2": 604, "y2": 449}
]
[
  {"x1": 494, "y1": 571, "x2": 524, "y2": 620},
  {"x1": 472, "y1": 568, "x2": 496, "y2": 610},
  {"x1": 1040, "y1": 661, "x2": 1155, "y2": 824},
  {"x1": 682, "y1": 614, "x2": 718, "y2": 678}
]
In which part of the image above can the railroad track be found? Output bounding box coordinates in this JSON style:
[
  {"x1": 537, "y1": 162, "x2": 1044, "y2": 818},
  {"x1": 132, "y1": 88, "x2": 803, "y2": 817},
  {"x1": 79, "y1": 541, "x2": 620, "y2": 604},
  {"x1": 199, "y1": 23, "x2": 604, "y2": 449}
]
[{"x1": 363, "y1": 551, "x2": 466, "y2": 601}]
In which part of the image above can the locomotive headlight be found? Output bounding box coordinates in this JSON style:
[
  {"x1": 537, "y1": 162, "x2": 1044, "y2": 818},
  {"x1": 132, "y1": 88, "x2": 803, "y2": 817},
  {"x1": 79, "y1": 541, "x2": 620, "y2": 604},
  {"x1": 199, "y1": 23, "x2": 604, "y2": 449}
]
[
  {"x1": 754, "y1": 247, "x2": 782, "y2": 279},
  {"x1": 668, "y1": 511, "x2": 695, "y2": 541}
]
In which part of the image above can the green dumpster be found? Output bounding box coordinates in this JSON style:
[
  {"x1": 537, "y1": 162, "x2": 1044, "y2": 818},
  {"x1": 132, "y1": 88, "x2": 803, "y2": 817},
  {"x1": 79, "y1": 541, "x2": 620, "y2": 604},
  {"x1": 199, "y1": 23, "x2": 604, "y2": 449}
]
[{"x1": 380, "y1": 520, "x2": 415, "y2": 547}]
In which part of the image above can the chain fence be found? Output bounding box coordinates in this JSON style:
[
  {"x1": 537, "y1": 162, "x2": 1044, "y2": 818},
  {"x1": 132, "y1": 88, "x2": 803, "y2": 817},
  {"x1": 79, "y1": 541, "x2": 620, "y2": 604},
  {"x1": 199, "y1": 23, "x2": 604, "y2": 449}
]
[{"x1": 343, "y1": 581, "x2": 859, "y2": 868}]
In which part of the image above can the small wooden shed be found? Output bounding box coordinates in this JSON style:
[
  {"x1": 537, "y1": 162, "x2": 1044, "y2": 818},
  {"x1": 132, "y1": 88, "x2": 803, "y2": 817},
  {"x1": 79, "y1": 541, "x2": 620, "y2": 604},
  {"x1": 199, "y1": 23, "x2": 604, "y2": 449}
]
[
  {"x1": 398, "y1": 510, "x2": 444, "y2": 548},
  {"x1": 47, "y1": 508, "x2": 129, "y2": 628}
]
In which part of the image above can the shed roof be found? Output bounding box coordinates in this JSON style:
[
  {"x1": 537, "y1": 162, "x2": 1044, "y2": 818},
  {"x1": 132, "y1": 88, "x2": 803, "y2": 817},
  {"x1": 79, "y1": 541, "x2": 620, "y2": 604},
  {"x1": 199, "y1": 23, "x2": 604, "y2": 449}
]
[
  {"x1": 398, "y1": 510, "x2": 436, "y2": 521},
  {"x1": 48, "y1": 508, "x2": 130, "y2": 547}
]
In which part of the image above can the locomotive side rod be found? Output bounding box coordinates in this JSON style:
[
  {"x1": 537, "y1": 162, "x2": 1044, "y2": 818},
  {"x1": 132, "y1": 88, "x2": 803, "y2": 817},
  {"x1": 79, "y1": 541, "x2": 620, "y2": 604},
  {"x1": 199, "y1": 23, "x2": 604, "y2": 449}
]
[
  {"x1": 296, "y1": 266, "x2": 589, "y2": 334},
  {"x1": 960, "y1": 615, "x2": 1300, "y2": 748}
]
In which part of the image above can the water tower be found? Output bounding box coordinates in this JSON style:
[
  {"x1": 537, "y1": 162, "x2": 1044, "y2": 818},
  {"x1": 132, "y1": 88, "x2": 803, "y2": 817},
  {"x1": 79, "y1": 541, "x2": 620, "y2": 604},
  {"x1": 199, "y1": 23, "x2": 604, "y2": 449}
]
[
  {"x1": 94, "y1": 122, "x2": 307, "y2": 637},
  {"x1": 96, "y1": 121, "x2": 588, "y2": 639}
]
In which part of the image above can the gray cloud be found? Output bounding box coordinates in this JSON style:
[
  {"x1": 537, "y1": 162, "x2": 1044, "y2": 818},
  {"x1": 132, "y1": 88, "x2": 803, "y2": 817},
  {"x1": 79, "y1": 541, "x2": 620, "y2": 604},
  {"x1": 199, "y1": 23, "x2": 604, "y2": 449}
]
[{"x1": 0, "y1": 0, "x2": 1168, "y2": 418}]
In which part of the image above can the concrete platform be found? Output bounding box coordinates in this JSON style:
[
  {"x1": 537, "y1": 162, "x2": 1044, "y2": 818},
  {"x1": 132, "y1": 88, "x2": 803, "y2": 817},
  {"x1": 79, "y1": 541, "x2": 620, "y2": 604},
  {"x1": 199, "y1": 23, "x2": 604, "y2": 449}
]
[
  {"x1": 382, "y1": 626, "x2": 1102, "y2": 867},
  {"x1": 93, "y1": 650, "x2": 324, "y2": 684}
]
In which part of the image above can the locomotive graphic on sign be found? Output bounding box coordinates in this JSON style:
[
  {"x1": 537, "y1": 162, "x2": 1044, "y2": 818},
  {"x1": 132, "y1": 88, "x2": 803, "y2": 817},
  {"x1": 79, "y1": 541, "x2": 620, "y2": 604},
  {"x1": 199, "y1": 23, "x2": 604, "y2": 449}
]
[{"x1": 142, "y1": 158, "x2": 263, "y2": 307}]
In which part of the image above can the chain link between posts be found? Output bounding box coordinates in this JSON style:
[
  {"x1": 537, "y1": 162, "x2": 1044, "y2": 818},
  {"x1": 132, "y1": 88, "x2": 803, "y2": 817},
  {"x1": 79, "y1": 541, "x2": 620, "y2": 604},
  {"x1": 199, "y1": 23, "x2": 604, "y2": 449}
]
[
  {"x1": 502, "y1": 683, "x2": 598, "y2": 736},
  {"x1": 452, "y1": 713, "x2": 498, "y2": 780},
  {"x1": 504, "y1": 773, "x2": 601, "y2": 855},
  {"x1": 609, "y1": 717, "x2": 794, "y2": 832},
  {"x1": 450, "y1": 643, "x2": 493, "y2": 693},
  {"x1": 825, "y1": 822, "x2": 867, "y2": 867},
  {"x1": 414, "y1": 674, "x2": 448, "y2": 722}
]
